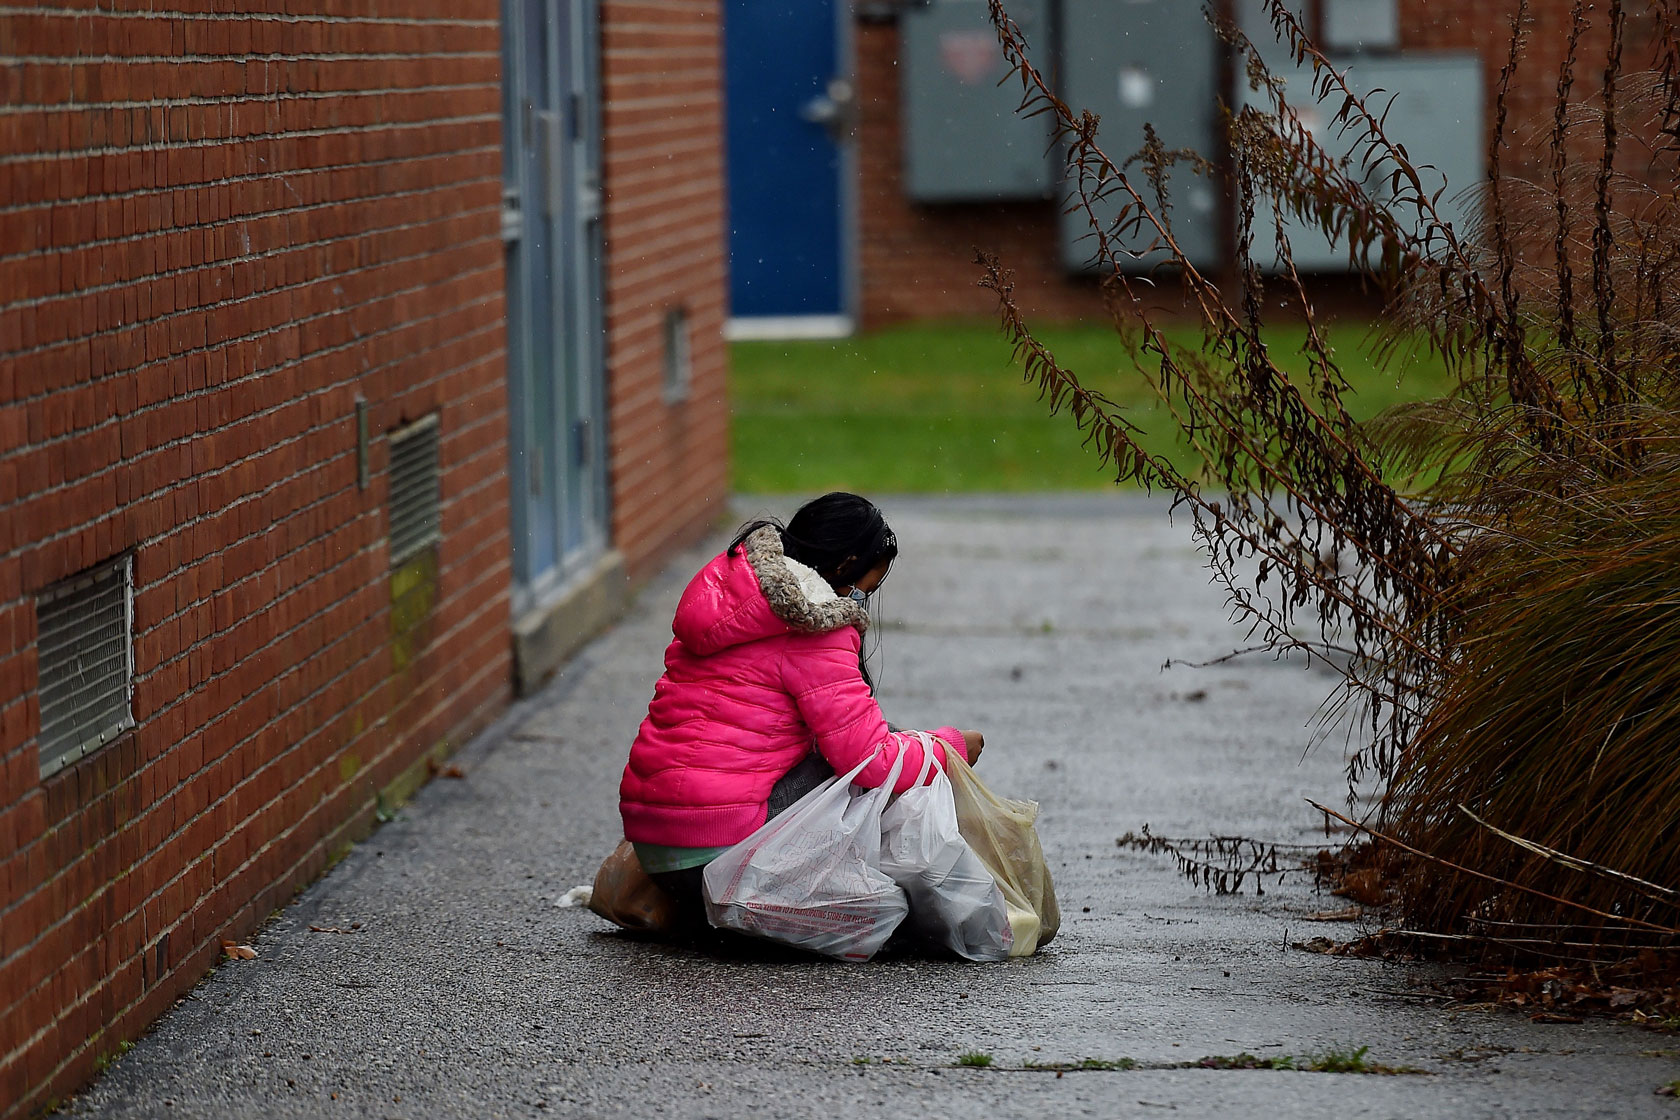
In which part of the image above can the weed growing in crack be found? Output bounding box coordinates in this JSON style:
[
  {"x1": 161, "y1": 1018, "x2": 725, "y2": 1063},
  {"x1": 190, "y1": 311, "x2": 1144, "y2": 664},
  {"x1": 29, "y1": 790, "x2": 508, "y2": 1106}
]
[
  {"x1": 1197, "y1": 1052, "x2": 1297, "y2": 1071},
  {"x1": 1302, "y1": 1045, "x2": 1373, "y2": 1073},
  {"x1": 1025, "y1": 1057, "x2": 1139, "y2": 1072},
  {"x1": 1197, "y1": 1045, "x2": 1422, "y2": 1075}
]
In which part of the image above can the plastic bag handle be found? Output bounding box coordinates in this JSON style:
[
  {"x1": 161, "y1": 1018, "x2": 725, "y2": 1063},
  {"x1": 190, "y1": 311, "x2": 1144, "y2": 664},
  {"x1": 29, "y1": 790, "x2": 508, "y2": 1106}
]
[
  {"x1": 834, "y1": 736, "x2": 911, "y2": 791},
  {"x1": 906, "y1": 730, "x2": 944, "y2": 787},
  {"x1": 879, "y1": 735, "x2": 910, "y2": 792}
]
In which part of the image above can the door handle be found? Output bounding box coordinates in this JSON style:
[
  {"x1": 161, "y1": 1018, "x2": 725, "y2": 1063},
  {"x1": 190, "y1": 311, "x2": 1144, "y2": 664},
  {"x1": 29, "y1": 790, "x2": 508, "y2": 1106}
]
[
  {"x1": 501, "y1": 186, "x2": 523, "y2": 244},
  {"x1": 799, "y1": 77, "x2": 856, "y2": 142},
  {"x1": 577, "y1": 171, "x2": 602, "y2": 222},
  {"x1": 535, "y1": 109, "x2": 564, "y2": 218}
]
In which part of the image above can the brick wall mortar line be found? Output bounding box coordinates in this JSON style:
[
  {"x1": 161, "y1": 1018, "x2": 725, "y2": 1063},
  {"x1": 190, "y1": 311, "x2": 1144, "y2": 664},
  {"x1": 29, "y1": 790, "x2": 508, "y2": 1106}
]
[
  {"x1": 0, "y1": 170, "x2": 497, "y2": 263},
  {"x1": 2, "y1": 255, "x2": 503, "y2": 434},
  {"x1": 2, "y1": 53, "x2": 499, "y2": 73},
  {"x1": 1, "y1": 212, "x2": 501, "y2": 351},
  {"x1": 0, "y1": 141, "x2": 499, "y2": 218},
  {"x1": 1, "y1": 207, "x2": 501, "y2": 332},
  {"x1": 132, "y1": 538, "x2": 388, "y2": 732},
  {"x1": 0, "y1": 82, "x2": 498, "y2": 111},
  {"x1": 1, "y1": 238, "x2": 497, "y2": 387},
  {"x1": 0, "y1": 109, "x2": 501, "y2": 167},
  {"x1": 0, "y1": 9, "x2": 498, "y2": 28}
]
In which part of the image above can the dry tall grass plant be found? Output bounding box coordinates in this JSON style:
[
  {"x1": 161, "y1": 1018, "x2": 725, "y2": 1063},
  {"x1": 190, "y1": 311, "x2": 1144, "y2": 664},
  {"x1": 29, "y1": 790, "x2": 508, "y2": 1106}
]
[{"x1": 983, "y1": 0, "x2": 1680, "y2": 958}]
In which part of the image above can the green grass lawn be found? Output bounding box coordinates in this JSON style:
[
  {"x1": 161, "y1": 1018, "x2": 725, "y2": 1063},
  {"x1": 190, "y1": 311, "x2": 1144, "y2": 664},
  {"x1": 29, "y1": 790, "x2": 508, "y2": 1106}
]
[{"x1": 729, "y1": 320, "x2": 1454, "y2": 493}]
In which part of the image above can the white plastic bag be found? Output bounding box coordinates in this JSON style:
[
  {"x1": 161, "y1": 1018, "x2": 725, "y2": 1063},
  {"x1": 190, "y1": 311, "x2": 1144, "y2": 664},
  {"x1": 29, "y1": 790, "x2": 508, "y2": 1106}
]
[
  {"x1": 879, "y1": 735, "x2": 1013, "y2": 962},
  {"x1": 702, "y1": 749, "x2": 908, "y2": 961}
]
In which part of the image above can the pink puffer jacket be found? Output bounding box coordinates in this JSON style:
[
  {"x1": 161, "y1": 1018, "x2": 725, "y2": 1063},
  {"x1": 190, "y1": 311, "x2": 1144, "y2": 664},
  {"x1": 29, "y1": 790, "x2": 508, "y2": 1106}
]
[{"x1": 619, "y1": 526, "x2": 967, "y2": 849}]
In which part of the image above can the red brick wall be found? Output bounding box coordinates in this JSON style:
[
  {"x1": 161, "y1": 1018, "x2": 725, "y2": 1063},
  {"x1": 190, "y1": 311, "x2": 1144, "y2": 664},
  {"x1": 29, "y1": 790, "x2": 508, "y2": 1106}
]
[
  {"x1": 854, "y1": 2, "x2": 1665, "y2": 329},
  {"x1": 0, "y1": 5, "x2": 511, "y2": 1114},
  {"x1": 601, "y1": 0, "x2": 731, "y2": 578}
]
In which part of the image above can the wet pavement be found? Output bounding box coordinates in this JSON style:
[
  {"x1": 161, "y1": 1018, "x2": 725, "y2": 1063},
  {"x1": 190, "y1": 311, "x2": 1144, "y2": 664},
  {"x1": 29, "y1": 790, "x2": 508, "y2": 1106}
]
[{"x1": 71, "y1": 495, "x2": 1678, "y2": 1118}]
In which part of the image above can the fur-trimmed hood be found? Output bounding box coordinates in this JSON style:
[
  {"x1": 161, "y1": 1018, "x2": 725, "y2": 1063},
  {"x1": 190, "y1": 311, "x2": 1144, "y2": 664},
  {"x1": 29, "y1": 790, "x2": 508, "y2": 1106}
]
[{"x1": 671, "y1": 526, "x2": 868, "y2": 656}]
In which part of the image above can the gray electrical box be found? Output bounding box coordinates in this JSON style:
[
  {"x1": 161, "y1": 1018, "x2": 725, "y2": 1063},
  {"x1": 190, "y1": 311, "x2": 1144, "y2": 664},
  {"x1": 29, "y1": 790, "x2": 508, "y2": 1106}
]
[
  {"x1": 1343, "y1": 55, "x2": 1484, "y2": 252},
  {"x1": 1234, "y1": 52, "x2": 1483, "y2": 269},
  {"x1": 1057, "y1": 0, "x2": 1223, "y2": 273},
  {"x1": 1235, "y1": 0, "x2": 1310, "y2": 75},
  {"x1": 1238, "y1": 0, "x2": 1398, "y2": 59},
  {"x1": 1323, "y1": 0, "x2": 1400, "y2": 52},
  {"x1": 901, "y1": 0, "x2": 1055, "y2": 201},
  {"x1": 1234, "y1": 1, "x2": 1479, "y2": 272}
]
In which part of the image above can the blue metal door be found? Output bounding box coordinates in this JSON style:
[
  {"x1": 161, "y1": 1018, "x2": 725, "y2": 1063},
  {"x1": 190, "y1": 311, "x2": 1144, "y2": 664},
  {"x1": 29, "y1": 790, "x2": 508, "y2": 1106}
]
[
  {"x1": 502, "y1": 0, "x2": 608, "y2": 610},
  {"x1": 724, "y1": 0, "x2": 853, "y2": 331}
]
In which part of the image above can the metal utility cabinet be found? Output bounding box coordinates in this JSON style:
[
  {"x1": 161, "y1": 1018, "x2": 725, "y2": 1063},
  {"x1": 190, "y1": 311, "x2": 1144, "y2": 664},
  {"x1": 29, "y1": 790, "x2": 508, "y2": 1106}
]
[
  {"x1": 1056, "y1": 0, "x2": 1223, "y2": 272},
  {"x1": 900, "y1": 0, "x2": 1055, "y2": 201},
  {"x1": 1234, "y1": 0, "x2": 1481, "y2": 272},
  {"x1": 1322, "y1": 0, "x2": 1400, "y2": 52}
]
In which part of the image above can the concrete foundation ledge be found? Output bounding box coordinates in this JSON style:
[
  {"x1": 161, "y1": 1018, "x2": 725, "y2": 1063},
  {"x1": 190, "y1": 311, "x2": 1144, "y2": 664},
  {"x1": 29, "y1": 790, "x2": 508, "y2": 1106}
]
[{"x1": 512, "y1": 549, "x2": 629, "y2": 696}]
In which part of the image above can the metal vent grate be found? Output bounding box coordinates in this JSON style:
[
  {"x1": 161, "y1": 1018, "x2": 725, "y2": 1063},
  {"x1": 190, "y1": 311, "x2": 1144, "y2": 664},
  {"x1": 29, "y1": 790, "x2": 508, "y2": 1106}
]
[
  {"x1": 389, "y1": 415, "x2": 442, "y2": 566},
  {"x1": 37, "y1": 555, "x2": 134, "y2": 778}
]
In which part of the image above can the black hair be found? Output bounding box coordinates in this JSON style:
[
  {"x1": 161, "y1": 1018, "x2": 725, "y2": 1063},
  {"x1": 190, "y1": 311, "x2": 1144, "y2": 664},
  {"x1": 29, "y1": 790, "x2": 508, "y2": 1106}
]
[
  {"x1": 729, "y1": 492, "x2": 897, "y2": 590},
  {"x1": 730, "y1": 492, "x2": 897, "y2": 692}
]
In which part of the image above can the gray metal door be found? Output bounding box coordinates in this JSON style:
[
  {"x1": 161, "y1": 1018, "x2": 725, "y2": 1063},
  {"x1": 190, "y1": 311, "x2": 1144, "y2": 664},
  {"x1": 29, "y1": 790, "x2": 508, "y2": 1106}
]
[{"x1": 501, "y1": 0, "x2": 608, "y2": 611}]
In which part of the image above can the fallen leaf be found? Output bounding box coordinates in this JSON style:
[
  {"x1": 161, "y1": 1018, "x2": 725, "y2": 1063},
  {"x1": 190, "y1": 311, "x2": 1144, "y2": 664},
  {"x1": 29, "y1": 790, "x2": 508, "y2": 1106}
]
[
  {"x1": 1303, "y1": 905, "x2": 1364, "y2": 922},
  {"x1": 1293, "y1": 936, "x2": 1339, "y2": 954},
  {"x1": 308, "y1": 925, "x2": 355, "y2": 934},
  {"x1": 427, "y1": 758, "x2": 467, "y2": 779},
  {"x1": 223, "y1": 944, "x2": 257, "y2": 960},
  {"x1": 1530, "y1": 1012, "x2": 1583, "y2": 1024},
  {"x1": 1331, "y1": 868, "x2": 1388, "y2": 906}
]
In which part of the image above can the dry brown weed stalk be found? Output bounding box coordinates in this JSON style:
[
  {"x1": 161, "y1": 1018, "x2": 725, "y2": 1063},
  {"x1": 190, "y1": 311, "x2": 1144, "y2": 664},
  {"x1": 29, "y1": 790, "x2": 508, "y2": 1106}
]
[{"x1": 983, "y1": 0, "x2": 1680, "y2": 959}]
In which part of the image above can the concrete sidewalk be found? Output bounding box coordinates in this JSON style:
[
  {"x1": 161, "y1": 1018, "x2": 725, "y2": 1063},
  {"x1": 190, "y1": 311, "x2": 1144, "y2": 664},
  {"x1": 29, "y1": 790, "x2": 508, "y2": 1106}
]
[{"x1": 70, "y1": 496, "x2": 1675, "y2": 1119}]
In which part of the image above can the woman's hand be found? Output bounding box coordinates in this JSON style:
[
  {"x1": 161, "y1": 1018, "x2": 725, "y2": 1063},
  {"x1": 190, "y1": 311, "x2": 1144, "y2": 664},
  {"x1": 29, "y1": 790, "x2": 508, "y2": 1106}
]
[{"x1": 959, "y1": 729, "x2": 985, "y2": 765}]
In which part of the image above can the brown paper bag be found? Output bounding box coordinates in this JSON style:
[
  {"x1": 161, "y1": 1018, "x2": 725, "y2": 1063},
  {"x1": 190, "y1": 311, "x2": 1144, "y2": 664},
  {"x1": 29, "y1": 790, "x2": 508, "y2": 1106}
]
[{"x1": 587, "y1": 839, "x2": 680, "y2": 934}]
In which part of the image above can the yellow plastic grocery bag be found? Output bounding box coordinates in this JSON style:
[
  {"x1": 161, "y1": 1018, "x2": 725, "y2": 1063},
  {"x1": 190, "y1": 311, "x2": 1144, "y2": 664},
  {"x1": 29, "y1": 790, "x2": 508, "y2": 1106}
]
[{"x1": 942, "y1": 749, "x2": 1060, "y2": 955}]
